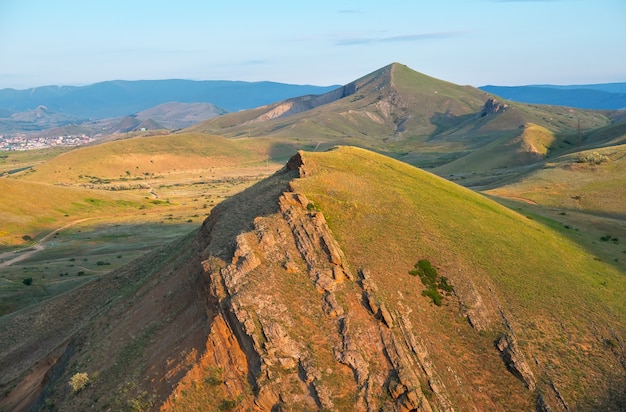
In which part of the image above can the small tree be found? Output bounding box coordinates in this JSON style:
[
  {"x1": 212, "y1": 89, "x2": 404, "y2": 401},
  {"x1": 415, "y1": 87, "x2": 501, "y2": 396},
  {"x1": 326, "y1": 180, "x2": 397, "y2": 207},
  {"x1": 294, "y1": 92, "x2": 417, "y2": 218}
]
[{"x1": 22, "y1": 277, "x2": 33, "y2": 286}]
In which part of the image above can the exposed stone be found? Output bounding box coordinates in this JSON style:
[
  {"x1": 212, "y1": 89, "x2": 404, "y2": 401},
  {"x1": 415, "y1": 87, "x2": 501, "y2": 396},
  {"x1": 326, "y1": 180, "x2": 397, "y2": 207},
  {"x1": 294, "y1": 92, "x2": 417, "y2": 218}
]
[
  {"x1": 335, "y1": 316, "x2": 369, "y2": 386},
  {"x1": 322, "y1": 292, "x2": 344, "y2": 318},
  {"x1": 481, "y1": 97, "x2": 509, "y2": 116},
  {"x1": 364, "y1": 291, "x2": 379, "y2": 315},
  {"x1": 379, "y1": 304, "x2": 394, "y2": 328},
  {"x1": 389, "y1": 378, "x2": 407, "y2": 399},
  {"x1": 495, "y1": 333, "x2": 536, "y2": 390},
  {"x1": 283, "y1": 260, "x2": 299, "y2": 273}
]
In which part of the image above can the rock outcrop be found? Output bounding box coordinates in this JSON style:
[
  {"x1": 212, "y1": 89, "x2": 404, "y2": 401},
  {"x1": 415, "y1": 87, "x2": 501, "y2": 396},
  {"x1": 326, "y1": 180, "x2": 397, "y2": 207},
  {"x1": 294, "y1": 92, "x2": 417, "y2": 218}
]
[{"x1": 481, "y1": 97, "x2": 509, "y2": 116}]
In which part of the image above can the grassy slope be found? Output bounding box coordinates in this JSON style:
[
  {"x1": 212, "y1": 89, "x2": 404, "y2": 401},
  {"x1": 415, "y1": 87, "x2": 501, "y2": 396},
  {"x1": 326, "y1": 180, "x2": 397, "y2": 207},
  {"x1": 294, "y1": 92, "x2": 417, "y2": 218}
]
[
  {"x1": 435, "y1": 123, "x2": 556, "y2": 177},
  {"x1": 486, "y1": 143, "x2": 626, "y2": 216},
  {"x1": 0, "y1": 179, "x2": 147, "y2": 245},
  {"x1": 16, "y1": 133, "x2": 268, "y2": 184},
  {"x1": 292, "y1": 146, "x2": 626, "y2": 409},
  {"x1": 0, "y1": 147, "x2": 70, "y2": 175},
  {"x1": 0, "y1": 133, "x2": 291, "y2": 313}
]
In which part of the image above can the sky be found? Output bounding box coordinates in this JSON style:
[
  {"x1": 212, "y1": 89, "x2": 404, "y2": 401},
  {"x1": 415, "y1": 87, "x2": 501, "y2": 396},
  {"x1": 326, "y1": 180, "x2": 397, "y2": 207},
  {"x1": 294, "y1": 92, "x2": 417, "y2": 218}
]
[{"x1": 0, "y1": 0, "x2": 625, "y2": 90}]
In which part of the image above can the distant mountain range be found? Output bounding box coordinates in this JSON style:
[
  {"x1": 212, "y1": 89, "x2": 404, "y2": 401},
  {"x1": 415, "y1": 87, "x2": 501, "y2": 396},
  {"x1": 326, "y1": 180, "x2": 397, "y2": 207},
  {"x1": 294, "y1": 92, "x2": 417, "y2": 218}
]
[
  {"x1": 1, "y1": 74, "x2": 624, "y2": 136},
  {"x1": 0, "y1": 80, "x2": 339, "y2": 121},
  {"x1": 479, "y1": 83, "x2": 626, "y2": 110}
]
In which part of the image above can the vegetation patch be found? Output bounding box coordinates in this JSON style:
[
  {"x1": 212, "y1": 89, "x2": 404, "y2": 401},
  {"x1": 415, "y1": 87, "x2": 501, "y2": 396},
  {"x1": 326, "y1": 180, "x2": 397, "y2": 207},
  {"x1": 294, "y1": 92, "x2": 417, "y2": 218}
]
[
  {"x1": 409, "y1": 259, "x2": 453, "y2": 306},
  {"x1": 69, "y1": 372, "x2": 90, "y2": 393}
]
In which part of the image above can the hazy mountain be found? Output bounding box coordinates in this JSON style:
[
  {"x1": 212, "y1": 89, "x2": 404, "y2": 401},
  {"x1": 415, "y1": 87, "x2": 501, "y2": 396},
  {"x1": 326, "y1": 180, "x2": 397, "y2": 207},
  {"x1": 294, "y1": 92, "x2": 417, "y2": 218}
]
[
  {"x1": 135, "y1": 102, "x2": 227, "y2": 129},
  {"x1": 0, "y1": 105, "x2": 78, "y2": 133},
  {"x1": 480, "y1": 84, "x2": 626, "y2": 110},
  {"x1": 0, "y1": 80, "x2": 340, "y2": 120}
]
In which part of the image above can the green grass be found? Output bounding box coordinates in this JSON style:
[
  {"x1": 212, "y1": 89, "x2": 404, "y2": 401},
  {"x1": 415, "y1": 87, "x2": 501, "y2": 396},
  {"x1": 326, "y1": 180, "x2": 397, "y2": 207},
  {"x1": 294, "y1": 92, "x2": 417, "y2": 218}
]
[
  {"x1": 487, "y1": 143, "x2": 626, "y2": 216},
  {"x1": 15, "y1": 133, "x2": 265, "y2": 184},
  {"x1": 295, "y1": 147, "x2": 625, "y2": 312},
  {"x1": 0, "y1": 222, "x2": 196, "y2": 315},
  {"x1": 292, "y1": 146, "x2": 626, "y2": 409},
  {"x1": 0, "y1": 146, "x2": 71, "y2": 174},
  {"x1": 0, "y1": 133, "x2": 284, "y2": 315},
  {"x1": 0, "y1": 179, "x2": 152, "y2": 246}
]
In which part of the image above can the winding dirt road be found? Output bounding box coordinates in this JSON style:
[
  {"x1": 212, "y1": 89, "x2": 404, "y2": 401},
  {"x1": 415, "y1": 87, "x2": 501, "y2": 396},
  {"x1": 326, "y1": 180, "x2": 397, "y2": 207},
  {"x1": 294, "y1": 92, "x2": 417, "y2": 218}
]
[{"x1": 0, "y1": 218, "x2": 93, "y2": 269}]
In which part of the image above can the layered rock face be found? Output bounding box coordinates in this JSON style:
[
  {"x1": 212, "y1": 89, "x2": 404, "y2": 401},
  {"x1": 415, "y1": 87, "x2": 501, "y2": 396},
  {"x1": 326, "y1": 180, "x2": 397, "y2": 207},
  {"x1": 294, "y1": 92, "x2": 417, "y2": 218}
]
[
  {"x1": 163, "y1": 154, "x2": 444, "y2": 410},
  {"x1": 157, "y1": 153, "x2": 542, "y2": 411}
]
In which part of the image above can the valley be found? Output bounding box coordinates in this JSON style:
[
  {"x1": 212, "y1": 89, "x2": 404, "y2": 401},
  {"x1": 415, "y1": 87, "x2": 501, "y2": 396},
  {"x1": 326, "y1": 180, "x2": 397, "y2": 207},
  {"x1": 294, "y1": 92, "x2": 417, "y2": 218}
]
[{"x1": 0, "y1": 63, "x2": 625, "y2": 411}]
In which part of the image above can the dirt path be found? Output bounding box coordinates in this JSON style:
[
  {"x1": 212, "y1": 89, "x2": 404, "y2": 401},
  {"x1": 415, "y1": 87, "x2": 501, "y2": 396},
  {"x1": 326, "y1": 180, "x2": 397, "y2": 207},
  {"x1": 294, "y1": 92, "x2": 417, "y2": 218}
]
[{"x1": 0, "y1": 218, "x2": 93, "y2": 269}]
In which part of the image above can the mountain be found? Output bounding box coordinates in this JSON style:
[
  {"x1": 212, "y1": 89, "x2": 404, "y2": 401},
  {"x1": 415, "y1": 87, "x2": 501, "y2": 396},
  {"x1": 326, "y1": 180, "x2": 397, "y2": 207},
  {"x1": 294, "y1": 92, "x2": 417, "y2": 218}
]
[
  {"x1": 191, "y1": 63, "x2": 620, "y2": 176},
  {"x1": 0, "y1": 80, "x2": 340, "y2": 121},
  {"x1": 135, "y1": 102, "x2": 227, "y2": 129},
  {"x1": 1, "y1": 147, "x2": 624, "y2": 410},
  {"x1": 0, "y1": 105, "x2": 78, "y2": 133},
  {"x1": 480, "y1": 84, "x2": 626, "y2": 110}
]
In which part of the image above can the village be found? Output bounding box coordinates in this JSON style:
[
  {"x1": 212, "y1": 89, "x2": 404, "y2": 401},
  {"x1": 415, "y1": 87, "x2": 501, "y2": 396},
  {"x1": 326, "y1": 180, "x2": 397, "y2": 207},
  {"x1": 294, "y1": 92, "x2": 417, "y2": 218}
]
[{"x1": 0, "y1": 133, "x2": 95, "y2": 151}]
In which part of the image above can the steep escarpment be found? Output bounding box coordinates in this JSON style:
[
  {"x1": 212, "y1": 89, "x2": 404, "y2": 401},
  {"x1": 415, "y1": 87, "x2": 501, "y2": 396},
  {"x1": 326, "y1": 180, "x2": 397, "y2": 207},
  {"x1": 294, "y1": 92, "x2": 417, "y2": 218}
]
[{"x1": 162, "y1": 154, "x2": 452, "y2": 410}]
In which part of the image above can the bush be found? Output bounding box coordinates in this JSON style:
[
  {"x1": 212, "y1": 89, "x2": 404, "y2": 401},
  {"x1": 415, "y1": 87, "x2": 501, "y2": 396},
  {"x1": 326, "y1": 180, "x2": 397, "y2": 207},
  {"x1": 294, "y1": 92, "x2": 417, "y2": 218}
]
[
  {"x1": 22, "y1": 277, "x2": 33, "y2": 286},
  {"x1": 69, "y1": 372, "x2": 90, "y2": 393},
  {"x1": 422, "y1": 289, "x2": 443, "y2": 306},
  {"x1": 409, "y1": 259, "x2": 453, "y2": 306}
]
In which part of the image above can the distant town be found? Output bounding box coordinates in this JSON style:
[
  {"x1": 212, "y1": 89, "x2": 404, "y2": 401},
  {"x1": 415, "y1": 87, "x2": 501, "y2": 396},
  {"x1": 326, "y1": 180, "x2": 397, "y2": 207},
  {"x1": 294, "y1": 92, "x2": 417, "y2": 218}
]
[{"x1": 0, "y1": 134, "x2": 96, "y2": 151}]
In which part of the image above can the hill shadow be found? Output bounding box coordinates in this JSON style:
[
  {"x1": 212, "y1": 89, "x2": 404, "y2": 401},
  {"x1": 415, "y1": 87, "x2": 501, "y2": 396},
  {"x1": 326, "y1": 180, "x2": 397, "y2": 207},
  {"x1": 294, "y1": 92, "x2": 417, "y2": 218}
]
[{"x1": 198, "y1": 156, "x2": 300, "y2": 260}]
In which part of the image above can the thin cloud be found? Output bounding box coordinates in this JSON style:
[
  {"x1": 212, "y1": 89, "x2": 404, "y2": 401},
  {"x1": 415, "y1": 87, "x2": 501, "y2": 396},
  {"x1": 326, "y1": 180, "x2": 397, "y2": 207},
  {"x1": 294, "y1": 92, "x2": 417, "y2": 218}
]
[
  {"x1": 338, "y1": 9, "x2": 363, "y2": 14},
  {"x1": 337, "y1": 32, "x2": 462, "y2": 46}
]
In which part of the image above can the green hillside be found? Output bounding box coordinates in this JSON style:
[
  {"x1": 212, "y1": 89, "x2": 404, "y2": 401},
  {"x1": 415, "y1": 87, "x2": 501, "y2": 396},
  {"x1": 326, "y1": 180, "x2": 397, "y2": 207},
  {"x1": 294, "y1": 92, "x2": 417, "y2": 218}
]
[
  {"x1": 17, "y1": 133, "x2": 266, "y2": 184},
  {"x1": 189, "y1": 63, "x2": 616, "y2": 176},
  {"x1": 2, "y1": 146, "x2": 625, "y2": 411},
  {"x1": 0, "y1": 179, "x2": 148, "y2": 246},
  {"x1": 292, "y1": 146, "x2": 626, "y2": 410}
]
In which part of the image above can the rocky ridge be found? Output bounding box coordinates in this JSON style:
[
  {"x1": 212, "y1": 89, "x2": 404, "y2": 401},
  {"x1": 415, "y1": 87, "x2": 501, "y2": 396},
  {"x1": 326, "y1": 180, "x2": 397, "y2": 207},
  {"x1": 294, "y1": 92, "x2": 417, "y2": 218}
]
[
  {"x1": 2, "y1": 149, "x2": 625, "y2": 411},
  {"x1": 159, "y1": 152, "x2": 572, "y2": 411}
]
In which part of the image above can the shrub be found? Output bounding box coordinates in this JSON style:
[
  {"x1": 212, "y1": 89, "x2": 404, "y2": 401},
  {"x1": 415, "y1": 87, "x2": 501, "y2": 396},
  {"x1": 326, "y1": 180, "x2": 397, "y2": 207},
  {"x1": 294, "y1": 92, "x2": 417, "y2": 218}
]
[
  {"x1": 422, "y1": 289, "x2": 443, "y2": 306},
  {"x1": 69, "y1": 372, "x2": 90, "y2": 393},
  {"x1": 22, "y1": 277, "x2": 33, "y2": 286},
  {"x1": 577, "y1": 151, "x2": 609, "y2": 165},
  {"x1": 438, "y1": 276, "x2": 454, "y2": 293},
  {"x1": 409, "y1": 259, "x2": 453, "y2": 306}
]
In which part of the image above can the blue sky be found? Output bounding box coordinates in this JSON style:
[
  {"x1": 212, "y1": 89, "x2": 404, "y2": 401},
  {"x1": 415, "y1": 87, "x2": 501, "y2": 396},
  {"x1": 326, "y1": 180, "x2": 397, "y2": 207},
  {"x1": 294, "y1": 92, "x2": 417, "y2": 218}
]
[{"x1": 0, "y1": 0, "x2": 625, "y2": 89}]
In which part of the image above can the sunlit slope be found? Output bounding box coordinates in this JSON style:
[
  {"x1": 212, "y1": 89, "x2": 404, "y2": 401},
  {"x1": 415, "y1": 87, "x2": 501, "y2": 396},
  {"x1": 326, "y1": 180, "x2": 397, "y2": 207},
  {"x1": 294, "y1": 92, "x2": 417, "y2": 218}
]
[
  {"x1": 0, "y1": 179, "x2": 146, "y2": 246},
  {"x1": 435, "y1": 122, "x2": 556, "y2": 174},
  {"x1": 190, "y1": 63, "x2": 489, "y2": 143},
  {"x1": 17, "y1": 133, "x2": 268, "y2": 184},
  {"x1": 292, "y1": 146, "x2": 626, "y2": 410},
  {"x1": 189, "y1": 63, "x2": 614, "y2": 173},
  {"x1": 486, "y1": 142, "x2": 626, "y2": 217}
]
